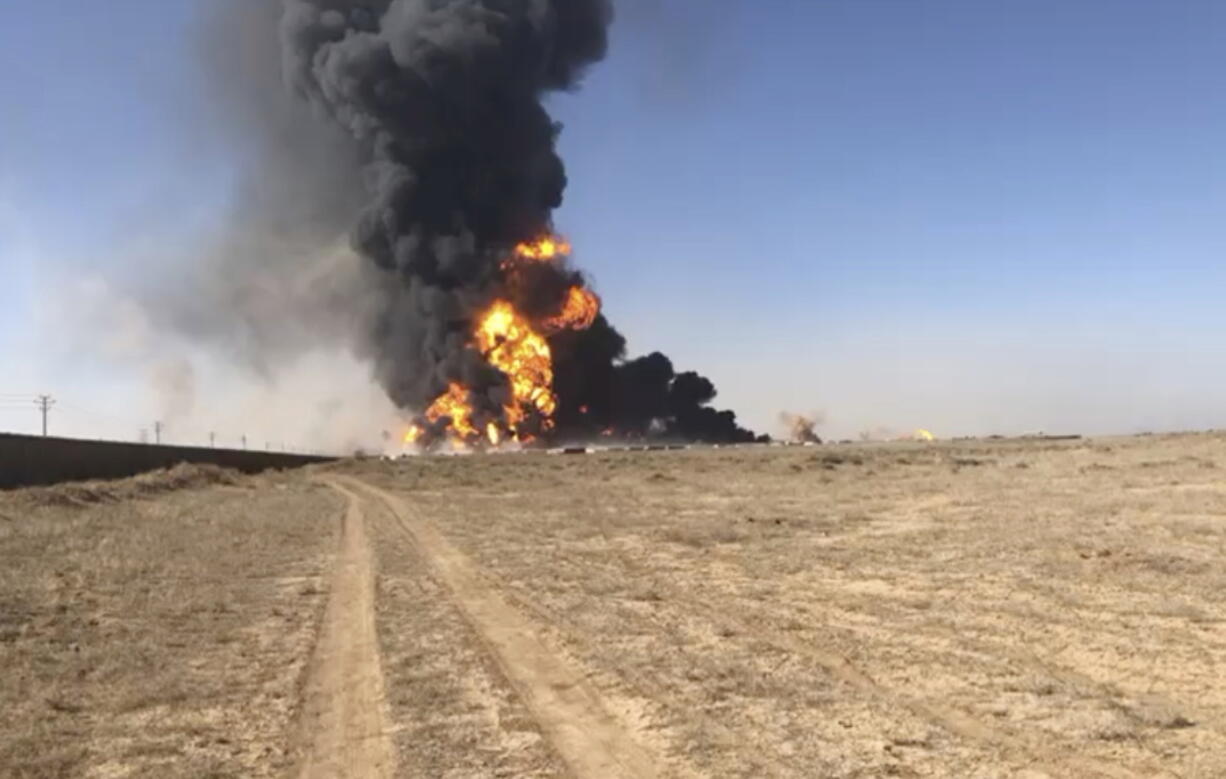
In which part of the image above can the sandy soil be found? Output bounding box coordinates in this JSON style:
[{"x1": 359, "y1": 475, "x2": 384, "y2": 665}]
[{"x1": 2, "y1": 434, "x2": 1225, "y2": 777}]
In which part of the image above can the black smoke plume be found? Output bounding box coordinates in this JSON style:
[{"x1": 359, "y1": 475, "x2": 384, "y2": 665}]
[{"x1": 276, "y1": 0, "x2": 756, "y2": 444}]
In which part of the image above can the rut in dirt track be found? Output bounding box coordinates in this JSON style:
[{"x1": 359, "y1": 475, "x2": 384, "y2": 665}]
[
  {"x1": 296, "y1": 481, "x2": 397, "y2": 779},
  {"x1": 338, "y1": 474, "x2": 664, "y2": 779}
]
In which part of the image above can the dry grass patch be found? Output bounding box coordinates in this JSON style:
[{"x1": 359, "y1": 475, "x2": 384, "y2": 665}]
[
  {"x1": 346, "y1": 433, "x2": 1226, "y2": 776},
  {"x1": 0, "y1": 471, "x2": 340, "y2": 778}
]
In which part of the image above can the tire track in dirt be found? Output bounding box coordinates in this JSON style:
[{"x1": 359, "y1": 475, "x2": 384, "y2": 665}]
[
  {"x1": 339, "y1": 475, "x2": 663, "y2": 779},
  {"x1": 496, "y1": 581, "x2": 825, "y2": 777},
  {"x1": 998, "y1": 642, "x2": 1225, "y2": 739},
  {"x1": 719, "y1": 612, "x2": 1149, "y2": 779},
  {"x1": 592, "y1": 522, "x2": 1153, "y2": 779},
  {"x1": 295, "y1": 481, "x2": 397, "y2": 779}
]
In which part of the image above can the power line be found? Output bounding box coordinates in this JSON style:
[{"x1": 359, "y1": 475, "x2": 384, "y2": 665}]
[
  {"x1": 5, "y1": 393, "x2": 315, "y2": 454},
  {"x1": 34, "y1": 395, "x2": 55, "y2": 437}
]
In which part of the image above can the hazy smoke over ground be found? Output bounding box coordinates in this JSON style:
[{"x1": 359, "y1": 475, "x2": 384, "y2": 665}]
[
  {"x1": 173, "y1": 0, "x2": 757, "y2": 445},
  {"x1": 171, "y1": 0, "x2": 373, "y2": 369},
  {"x1": 150, "y1": 360, "x2": 197, "y2": 425},
  {"x1": 779, "y1": 412, "x2": 823, "y2": 444}
]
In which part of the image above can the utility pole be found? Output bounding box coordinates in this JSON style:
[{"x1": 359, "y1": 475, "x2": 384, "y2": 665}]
[
  {"x1": 241, "y1": 435, "x2": 247, "y2": 450},
  {"x1": 154, "y1": 421, "x2": 163, "y2": 445},
  {"x1": 209, "y1": 432, "x2": 216, "y2": 448},
  {"x1": 34, "y1": 395, "x2": 55, "y2": 437}
]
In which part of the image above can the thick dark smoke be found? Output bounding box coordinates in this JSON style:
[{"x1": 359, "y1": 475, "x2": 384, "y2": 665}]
[{"x1": 263, "y1": 0, "x2": 756, "y2": 444}]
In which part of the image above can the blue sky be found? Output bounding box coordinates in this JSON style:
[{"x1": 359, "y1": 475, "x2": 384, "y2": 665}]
[{"x1": 2, "y1": 1, "x2": 1226, "y2": 443}]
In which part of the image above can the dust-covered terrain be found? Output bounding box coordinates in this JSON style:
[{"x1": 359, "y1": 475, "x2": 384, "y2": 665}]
[{"x1": 3, "y1": 434, "x2": 1225, "y2": 777}]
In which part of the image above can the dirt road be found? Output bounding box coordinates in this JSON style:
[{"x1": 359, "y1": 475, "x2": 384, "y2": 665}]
[
  {"x1": 338, "y1": 474, "x2": 665, "y2": 778},
  {"x1": 295, "y1": 481, "x2": 396, "y2": 779}
]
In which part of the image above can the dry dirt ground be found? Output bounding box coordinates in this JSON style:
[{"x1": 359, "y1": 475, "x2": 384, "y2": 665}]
[
  {"x1": 3, "y1": 434, "x2": 1225, "y2": 777},
  {"x1": 0, "y1": 466, "x2": 341, "y2": 777}
]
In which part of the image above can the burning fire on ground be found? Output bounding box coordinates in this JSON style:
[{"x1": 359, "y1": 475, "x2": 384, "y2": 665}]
[
  {"x1": 405, "y1": 236, "x2": 601, "y2": 449},
  {"x1": 274, "y1": 0, "x2": 762, "y2": 455}
]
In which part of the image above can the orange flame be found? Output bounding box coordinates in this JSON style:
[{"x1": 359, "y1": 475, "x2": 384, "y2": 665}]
[
  {"x1": 424, "y1": 383, "x2": 477, "y2": 440},
  {"x1": 477, "y1": 300, "x2": 557, "y2": 426},
  {"x1": 413, "y1": 235, "x2": 604, "y2": 447},
  {"x1": 545, "y1": 286, "x2": 601, "y2": 331},
  {"x1": 514, "y1": 235, "x2": 571, "y2": 261}
]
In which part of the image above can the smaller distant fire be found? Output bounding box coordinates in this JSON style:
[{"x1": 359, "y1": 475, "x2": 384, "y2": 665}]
[{"x1": 856, "y1": 427, "x2": 938, "y2": 443}]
